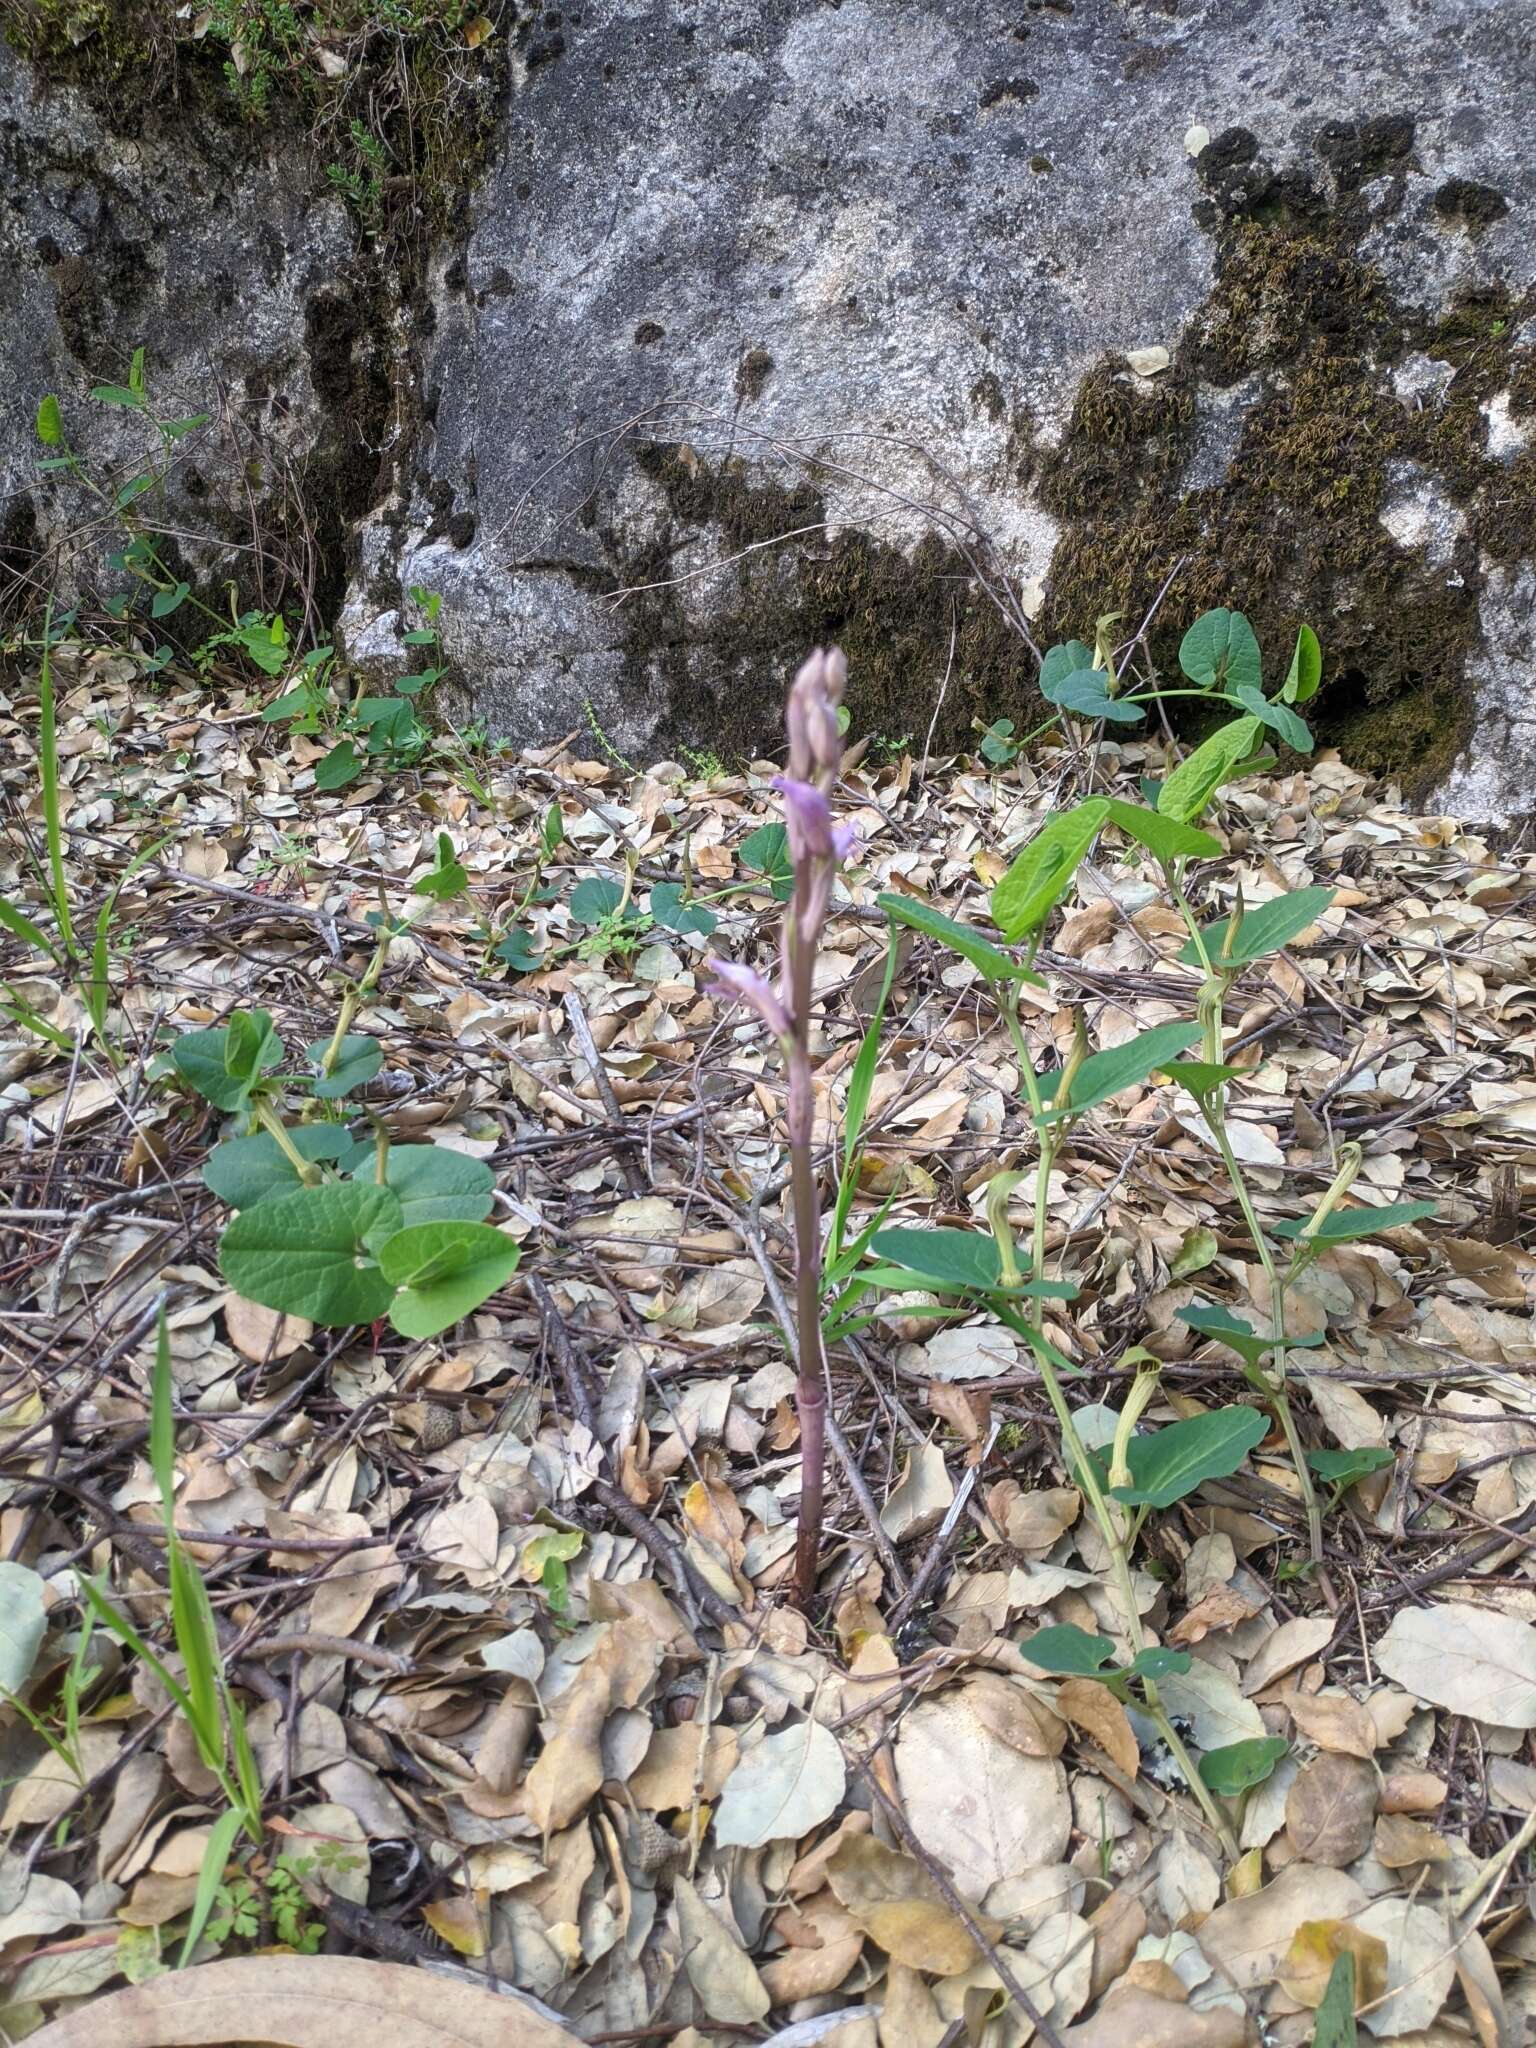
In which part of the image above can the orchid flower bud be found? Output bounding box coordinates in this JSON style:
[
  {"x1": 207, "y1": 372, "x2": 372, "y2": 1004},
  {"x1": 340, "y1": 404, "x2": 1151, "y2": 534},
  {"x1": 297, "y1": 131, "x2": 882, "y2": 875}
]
[
  {"x1": 787, "y1": 647, "x2": 845, "y2": 786},
  {"x1": 706, "y1": 959, "x2": 793, "y2": 1041}
]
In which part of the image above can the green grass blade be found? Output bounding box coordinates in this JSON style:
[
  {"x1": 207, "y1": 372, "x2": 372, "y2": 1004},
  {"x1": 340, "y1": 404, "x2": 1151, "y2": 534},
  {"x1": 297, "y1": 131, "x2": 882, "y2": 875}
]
[
  {"x1": 222, "y1": 1683, "x2": 263, "y2": 1838},
  {"x1": 37, "y1": 602, "x2": 76, "y2": 962},
  {"x1": 178, "y1": 1805, "x2": 245, "y2": 1969},
  {"x1": 168, "y1": 1541, "x2": 223, "y2": 1771},
  {"x1": 0, "y1": 897, "x2": 60, "y2": 963},
  {"x1": 75, "y1": 1572, "x2": 194, "y2": 1724},
  {"x1": 149, "y1": 1307, "x2": 177, "y2": 1525}
]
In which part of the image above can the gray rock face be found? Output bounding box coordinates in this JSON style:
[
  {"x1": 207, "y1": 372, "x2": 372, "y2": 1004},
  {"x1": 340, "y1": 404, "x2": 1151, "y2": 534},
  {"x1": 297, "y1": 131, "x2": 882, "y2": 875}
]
[
  {"x1": 0, "y1": 45, "x2": 362, "y2": 623},
  {"x1": 373, "y1": 0, "x2": 1535, "y2": 814},
  {"x1": 4, "y1": 3, "x2": 1534, "y2": 815}
]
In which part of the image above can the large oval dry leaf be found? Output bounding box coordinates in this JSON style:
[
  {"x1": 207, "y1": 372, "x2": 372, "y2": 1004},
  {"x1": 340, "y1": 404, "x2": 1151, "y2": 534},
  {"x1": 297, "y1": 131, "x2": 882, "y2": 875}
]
[
  {"x1": 1058, "y1": 1986, "x2": 1247, "y2": 2048},
  {"x1": 714, "y1": 1717, "x2": 846, "y2": 1848},
  {"x1": 827, "y1": 1833, "x2": 991, "y2": 1977},
  {"x1": 1284, "y1": 1752, "x2": 1377, "y2": 1866},
  {"x1": 894, "y1": 1691, "x2": 1070, "y2": 1898},
  {"x1": 27, "y1": 1955, "x2": 583, "y2": 2047},
  {"x1": 1197, "y1": 1864, "x2": 1368, "y2": 1991},
  {"x1": 1351, "y1": 1897, "x2": 1457, "y2": 2038},
  {"x1": 674, "y1": 1875, "x2": 771, "y2": 2024},
  {"x1": 1374, "y1": 1601, "x2": 1536, "y2": 1727}
]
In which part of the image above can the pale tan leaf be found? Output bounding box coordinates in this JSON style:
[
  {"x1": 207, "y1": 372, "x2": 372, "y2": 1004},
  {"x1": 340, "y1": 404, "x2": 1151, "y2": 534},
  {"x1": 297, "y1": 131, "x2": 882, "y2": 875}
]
[
  {"x1": 26, "y1": 1955, "x2": 583, "y2": 2046},
  {"x1": 1351, "y1": 1897, "x2": 1457, "y2": 2038},
  {"x1": 879, "y1": 1440, "x2": 953, "y2": 1541},
  {"x1": 1058, "y1": 1986, "x2": 1247, "y2": 2048},
  {"x1": 1241, "y1": 1616, "x2": 1335, "y2": 1695},
  {"x1": 894, "y1": 1690, "x2": 1070, "y2": 1898},
  {"x1": 1197, "y1": 1864, "x2": 1368, "y2": 1991},
  {"x1": 1284, "y1": 1688, "x2": 1378, "y2": 1759},
  {"x1": 1374, "y1": 1600, "x2": 1536, "y2": 1727},
  {"x1": 627, "y1": 1724, "x2": 739, "y2": 1811},
  {"x1": 674, "y1": 1876, "x2": 771, "y2": 2024},
  {"x1": 715, "y1": 1716, "x2": 845, "y2": 1848}
]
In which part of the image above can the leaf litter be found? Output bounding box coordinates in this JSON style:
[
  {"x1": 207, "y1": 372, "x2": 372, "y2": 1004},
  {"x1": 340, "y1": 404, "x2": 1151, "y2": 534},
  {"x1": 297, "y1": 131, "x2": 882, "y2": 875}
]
[{"x1": 2, "y1": 655, "x2": 1536, "y2": 2044}]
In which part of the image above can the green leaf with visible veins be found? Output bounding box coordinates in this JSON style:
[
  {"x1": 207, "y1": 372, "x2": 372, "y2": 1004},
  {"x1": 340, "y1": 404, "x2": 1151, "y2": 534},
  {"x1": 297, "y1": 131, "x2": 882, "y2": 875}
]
[
  {"x1": 1018, "y1": 1624, "x2": 1117, "y2": 1676},
  {"x1": 1156, "y1": 716, "x2": 1262, "y2": 824},
  {"x1": 220, "y1": 1183, "x2": 402, "y2": 1325},
  {"x1": 991, "y1": 800, "x2": 1110, "y2": 940},
  {"x1": 1273, "y1": 1199, "x2": 1437, "y2": 1244},
  {"x1": 1179, "y1": 886, "x2": 1336, "y2": 967},
  {"x1": 1037, "y1": 1020, "x2": 1201, "y2": 1121},
  {"x1": 878, "y1": 894, "x2": 1043, "y2": 986},
  {"x1": 203, "y1": 1126, "x2": 366, "y2": 1208},
  {"x1": 371, "y1": 1146, "x2": 496, "y2": 1227},
  {"x1": 379, "y1": 1221, "x2": 521, "y2": 1339},
  {"x1": 1108, "y1": 1406, "x2": 1268, "y2": 1509}
]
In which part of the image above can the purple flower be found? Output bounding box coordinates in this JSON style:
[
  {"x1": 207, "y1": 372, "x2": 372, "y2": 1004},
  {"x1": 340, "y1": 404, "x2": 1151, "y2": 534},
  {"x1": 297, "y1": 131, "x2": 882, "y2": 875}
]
[
  {"x1": 706, "y1": 959, "x2": 793, "y2": 1040},
  {"x1": 773, "y1": 776, "x2": 843, "y2": 865},
  {"x1": 787, "y1": 647, "x2": 846, "y2": 785}
]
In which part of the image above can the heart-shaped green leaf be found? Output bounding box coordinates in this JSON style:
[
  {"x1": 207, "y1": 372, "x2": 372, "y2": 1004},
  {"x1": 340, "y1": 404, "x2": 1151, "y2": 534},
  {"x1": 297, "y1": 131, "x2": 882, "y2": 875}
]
[
  {"x1": 1156, "y1": 716, "x2": 1262, "y2": 824},
  {"x1": 372, "y1": 1146, "x2": 496, "y2": 1227},
  {"x1": 1179, "y1": 608, "x2": 1262, "y2": 694},
  {"x1": 220, "y1": 1183, "x2": 402, "y2": 1325},
  {"x1": 740, "y1": 821, "x2": 794, "y2": 901},
  {"x1": 1037, "y1": 1020, "x2": 1201, "y2": 1122},
  {"x1": 1102, "y1": 799, "x2": 1221, "y2": 864},
  {"x1": 1128, "y1": 1645, "x2": 1192, "y2": 1683},
  {"x1": 172, "y1": 1010, "x2": 283, "y2": 1111},
  {"x1": 1018, "y1": 1623, "x2": 1117, "y2": 1675},
  {"x1": 1198, "y1": 1735, "x2": 1289, "y2": 1795},
  {"x1": 1307, "y1": 1446, "x2": 1394, "y2": 1488},
  {"x1": 1273, "y1": 1199, "x2": 1437, "y2": 1244},
  {"x1": 878, "y1": 895, "x2": 1043, "y2": 986},
  {"x1": 378, "y1": 1221, "x2": 521, "y2": 1338},
  {"x1": 1044, "y1": 666, "x2": 1144, "y2": 723},
  {"x1": 1040, "y1": 641, "x2": 1096, "y2": 696},
  {"x1": 569, "y1": 875, "x2": 625, "y2": 925},
  {"x1": 306, "y1": 1034, "x2": 382, "y2": 1100},
  {"x1": 1108, "y1": 1405, "x2": 1268, "y2": 1508},
  {"x1": 204, "y1": 1125, "x2": 366, "y2": 1208},
  {"x1": 992, "y1": 800, "x2": 1111, "y2": 940},
  {"x1": 1178, "y1": 887, "x2": 1336, "y2": 967},
  {"x1": 649, "y1": 883, "x2": 718, "y2": 938}
]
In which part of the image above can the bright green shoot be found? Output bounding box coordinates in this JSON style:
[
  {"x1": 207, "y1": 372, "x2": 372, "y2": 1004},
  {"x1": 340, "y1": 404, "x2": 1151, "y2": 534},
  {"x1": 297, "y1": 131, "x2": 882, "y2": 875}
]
[{"x1": 77, "y1": 1311, "x2": 262, "y2": 1966}]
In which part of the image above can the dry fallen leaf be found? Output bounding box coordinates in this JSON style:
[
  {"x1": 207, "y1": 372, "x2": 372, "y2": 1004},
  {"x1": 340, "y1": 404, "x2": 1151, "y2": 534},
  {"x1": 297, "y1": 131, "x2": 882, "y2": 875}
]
[
  {"x1": 674, "y1": 1875, "x2": 772, "y2": 2024},
  {"x1": 1374, "y1": 1600, "x2": 1536, "y2": 1726},
  {"x1": 26, "y1": 1955, "x2": 583, "y2": 2047},
  {"x1": 894, "y1": 1688, "x2": 1070, "y2": 1898},
  {"x1": 1284, "y1": 1751, "x2": 1378, "y2": 1866},
  {"x1": 714, "y1": 1716, "x2": 846, "y2": 1848},
  {"x1": 1278, "y1": 1917, "x2": 1389, "y2": 2009},
  {"x1": 827, "y1": 1833, "x2": 990, "y2": 1976}
]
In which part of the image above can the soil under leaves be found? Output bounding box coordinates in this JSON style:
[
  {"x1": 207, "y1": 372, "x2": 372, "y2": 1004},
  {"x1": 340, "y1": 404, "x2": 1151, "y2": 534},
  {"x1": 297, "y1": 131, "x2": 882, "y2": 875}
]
[{"x1": 3, "y1": 644, "x2": 1536, "y2": 2046}]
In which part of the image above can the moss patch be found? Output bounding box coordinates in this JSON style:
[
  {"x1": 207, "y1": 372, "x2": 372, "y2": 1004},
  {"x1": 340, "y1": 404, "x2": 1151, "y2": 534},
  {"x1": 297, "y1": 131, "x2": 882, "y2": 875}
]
[
  {"x1": 606, "y1": 444, "x2": 1039, "y2": 760},
  {"x1": 1035, "y1": 128, "x2": 1533, "y2": 793}
]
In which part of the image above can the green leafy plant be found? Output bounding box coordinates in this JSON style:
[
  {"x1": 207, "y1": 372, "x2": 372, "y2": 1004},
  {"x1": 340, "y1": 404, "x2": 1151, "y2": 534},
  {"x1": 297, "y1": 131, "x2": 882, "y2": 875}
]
[
  {"x1": 840, "y1": 609, "x2": 1438, "y2": 1858},
  {"x1": 2, "y1": 603, "x2": 168, "y2": 1058},
  {"x1": 174, "y1": 1005, "x2": 517, "y2": 1339},
  {"x1": 78, "y1": 1314, "x2": 264, "y2": 1967}
]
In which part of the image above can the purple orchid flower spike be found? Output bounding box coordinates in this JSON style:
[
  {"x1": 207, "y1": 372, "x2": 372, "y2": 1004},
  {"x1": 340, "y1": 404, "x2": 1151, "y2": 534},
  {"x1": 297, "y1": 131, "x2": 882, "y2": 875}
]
[{"x1": 704, "y1": 647, "x2": 854, "y2": 1610}]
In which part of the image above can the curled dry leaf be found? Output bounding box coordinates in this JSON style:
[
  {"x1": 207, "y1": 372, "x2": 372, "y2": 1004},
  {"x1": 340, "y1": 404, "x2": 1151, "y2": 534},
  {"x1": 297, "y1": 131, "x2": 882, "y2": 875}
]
[
  {"x1": 1055, "y1": 1677, "x2": 1140, "y2": 1777},
  {"x1": 827, "y1": 1833, "x2": 991, "y2": 1976},
  {"x1": 879, "y1": 1440, "x2": 954, "y2": 1541},
  {"x1": 26, "y1": 1956, "x2": 584, "y2": 2048}
]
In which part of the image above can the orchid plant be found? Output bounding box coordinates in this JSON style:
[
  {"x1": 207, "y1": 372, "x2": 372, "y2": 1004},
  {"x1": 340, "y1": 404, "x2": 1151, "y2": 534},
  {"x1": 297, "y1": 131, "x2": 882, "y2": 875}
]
[{"x1": 709, "y1": 649, "x2": 855, "y2": 1607}]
